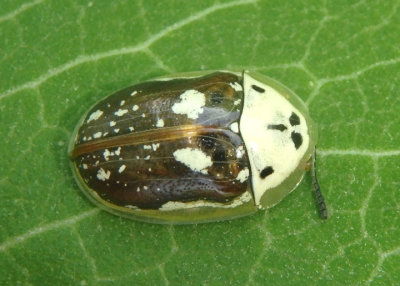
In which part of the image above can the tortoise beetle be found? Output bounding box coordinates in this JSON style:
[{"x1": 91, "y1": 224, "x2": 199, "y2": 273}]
[{"x1": 69, "y1": 70, "x2": 327, "y2": 224}]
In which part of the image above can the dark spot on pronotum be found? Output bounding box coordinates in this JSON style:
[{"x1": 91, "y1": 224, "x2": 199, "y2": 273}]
[
  {"x1": 289, "y1": 112, "x2": 300, "y2": 126},
  {"x1": 260, "y1": 166, "x2": 274, "y2": 179},
  {"x1": 268, "y1": 124, "x2": 287, "y2": 132},
  {"x1": 251, "y1": 85, "x2": 265, "y2": 93},
  {"x1": 210, "y1": 91, "x2": 224, "y2": 104},
  {"x1": 291, "y1": 132, "x2": 303, "y2": 149}
]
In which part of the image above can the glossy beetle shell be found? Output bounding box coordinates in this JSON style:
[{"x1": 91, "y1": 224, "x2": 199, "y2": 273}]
[{"x1": 69, "y1": 71, "x2": 316, "y2": 224}]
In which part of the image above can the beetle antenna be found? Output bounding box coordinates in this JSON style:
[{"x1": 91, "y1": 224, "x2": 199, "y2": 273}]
[{"x1": 312, "y1": 147, "x2": 328, "y2": 219}]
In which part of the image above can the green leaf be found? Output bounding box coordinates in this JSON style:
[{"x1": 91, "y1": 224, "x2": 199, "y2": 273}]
[{"x1": 1, "y1": 0, "x2": 399, "y2": 285}]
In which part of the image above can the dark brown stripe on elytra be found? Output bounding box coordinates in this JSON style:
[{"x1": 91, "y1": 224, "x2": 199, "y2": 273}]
[{"x1": 71, "y1": 126, "x2": 234, "y2": 159}]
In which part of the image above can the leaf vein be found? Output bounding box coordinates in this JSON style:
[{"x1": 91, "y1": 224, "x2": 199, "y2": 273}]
[
  {"x1": 0, "y1": 0, "x2": 44, "y2": 24},
  {"x1": 0, "y1": 209, "x2": 99, "y2": 252},
  {"x1": 0, "y1": 0, "x2": 258, "y2": 101},
  {"x1": 319, "y1": 149, "x2": 400, "y2": 157}
]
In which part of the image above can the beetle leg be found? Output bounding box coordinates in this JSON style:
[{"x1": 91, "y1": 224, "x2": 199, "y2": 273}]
[{"x1": 312, "y1": 147, "x2": 328, "y2": 219}]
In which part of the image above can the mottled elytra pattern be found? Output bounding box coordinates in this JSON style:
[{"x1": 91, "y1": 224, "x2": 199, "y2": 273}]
[
  {"x1": 71, "y1": 72, "x2": 249, "y2": 209},
  {"x1": 75, "y1": 72, "x2": 242, "y2": 145},
  {"x1": 75, "y1": 131, "x2": 248, "y2": 209}
]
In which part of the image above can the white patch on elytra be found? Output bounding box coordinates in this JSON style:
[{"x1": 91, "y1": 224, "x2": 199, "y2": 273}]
[
  {"x1": 143, "y1": 145, "x2": 152, "y2": 150},
  {"x1": 114, "y1": 128, "x2": 120, "y2": 133},
  {"x1": 229, "y1": 122, "x2": 239, "y2": 133},
  {"x1": 130, "y1": 90, "x2": 138, "y2": 96},
  {"x1": 103, "y1": 149, "x2": 111, "y2": 161},
  {"x1": 240, "y1": 72, "x2": 310, "y2": 206},
  {"x1": 114, "y1": 109, "x2": 128, "y2": 116},
  {"x1": 109, "y1": 121, "x2": 116, "y2": 127},
  {"x1": 173, "y1": 147, "x2": 212, "y2": 174},
  {"x1": 172, "y1": 89, "x2": 205, "y2": 119},
  {"x1": 236, "y1": 146, "x2": 245, "y2": 158},
  {"x1": 230, "y1": 82, "x2": 243, "y2": 92},
  {"x1": 132, "y1": 105, "x2": 139, "y2": 111},
  {"x1": 125, "y1": 204, "x2": 137, "y2": 209},
  {"x1": 93, "y1": 132, "x2": 102, "y2": 138},
  {"x1": 236, "y1": 168, "x2": 249, "y2": 183},
  {"x1": 103, "y1": 147, "x2": 120, "y2": 161},
  {"x1": 97, "y1": 168, "x2": 111, "y2": 181},
  {"x1": 152, "y1": 143, "x2": 160, "y2": 151},
  {"x1": 129, "y1": 126, "x2": 134, "y2": 132},
  {"x1": 118, "y1": 164, "x2": 126, "y2": 173},
  {"x1": 82, "y1": 163, "x2": 88, "y2": 170},
  {"x1": 87, "y1": 110, "x2": 103, "y2": 123},
  {"x1": 160, "y1": 191, "x2": 252, "y2": 211},
  {"x1": 156, "y1": 119, "x2": 164, "y2": 127},
  {"x1": 234, "y1": 99, "x2": 241, "y2": 106},
  {"x1": 120, "y1": 100, "x2": 125, "y2": 106}
]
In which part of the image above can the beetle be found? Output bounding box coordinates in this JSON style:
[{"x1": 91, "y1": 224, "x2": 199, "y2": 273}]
[{"x1": 69, "y1": 70, "x2": 327, "y2": 224}]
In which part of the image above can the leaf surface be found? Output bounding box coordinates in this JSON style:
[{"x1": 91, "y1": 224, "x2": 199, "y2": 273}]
[{"x1": 1, "y1": 0, "x2": 399, "y2": 285}]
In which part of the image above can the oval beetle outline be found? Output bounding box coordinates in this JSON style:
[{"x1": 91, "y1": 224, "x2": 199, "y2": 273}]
[{"x1": 69, "y1": 70, "x2": 327, "y2": 224}]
